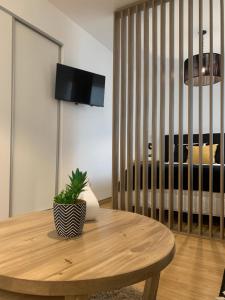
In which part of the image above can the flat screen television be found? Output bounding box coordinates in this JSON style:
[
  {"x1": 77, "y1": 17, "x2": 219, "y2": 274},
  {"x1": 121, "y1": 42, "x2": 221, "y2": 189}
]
[{"x1": 55, "y1": 63, "x2": 105, "y2": 107}]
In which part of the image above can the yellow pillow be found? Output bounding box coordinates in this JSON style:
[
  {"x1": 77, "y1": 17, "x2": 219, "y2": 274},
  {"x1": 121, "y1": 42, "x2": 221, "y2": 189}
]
[{"x1": 187, "y1": 144, "x2": 218, "y2": 164}]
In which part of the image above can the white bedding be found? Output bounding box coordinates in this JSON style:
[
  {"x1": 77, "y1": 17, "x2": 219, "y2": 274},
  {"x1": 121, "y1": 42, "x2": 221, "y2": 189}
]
[{"x1": 122, "y1": 190, "x2": 225, "y2": 216}]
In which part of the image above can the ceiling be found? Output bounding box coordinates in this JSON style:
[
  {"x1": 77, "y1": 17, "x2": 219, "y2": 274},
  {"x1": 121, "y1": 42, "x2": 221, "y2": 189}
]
[
  {"x1": 49, "y1": 0, "x2": 222, "y2": 56},
  {"x1": 49, "y1": 0, "x2": 135, "y2": 51}
]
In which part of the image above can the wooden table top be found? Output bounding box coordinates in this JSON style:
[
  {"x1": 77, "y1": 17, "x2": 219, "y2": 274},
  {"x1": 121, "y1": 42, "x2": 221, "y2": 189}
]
[{"x1": 0, "y1": 209, "x2": 175, "y2": 296}]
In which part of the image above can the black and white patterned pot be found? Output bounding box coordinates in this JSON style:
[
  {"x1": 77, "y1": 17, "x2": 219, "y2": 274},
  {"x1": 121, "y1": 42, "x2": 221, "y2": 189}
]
[{"x1": 53, "y1": 200, "x2": 86, "y2": 238}]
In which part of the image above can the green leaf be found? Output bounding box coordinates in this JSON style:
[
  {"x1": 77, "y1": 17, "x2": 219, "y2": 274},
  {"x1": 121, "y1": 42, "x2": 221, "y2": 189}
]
[{"x1": 54, "y1": 169, "x2": 88, "y2": 204}]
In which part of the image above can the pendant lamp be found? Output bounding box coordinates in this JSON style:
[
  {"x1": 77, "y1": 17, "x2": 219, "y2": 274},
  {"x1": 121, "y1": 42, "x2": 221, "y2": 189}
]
[{"x1": 184, "y1": 30, "x2": 222, "y2": 86}]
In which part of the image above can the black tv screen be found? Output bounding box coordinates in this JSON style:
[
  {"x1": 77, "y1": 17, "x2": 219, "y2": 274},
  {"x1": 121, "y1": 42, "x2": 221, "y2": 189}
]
[{"x1": 55, "y1": 63, "x2": 105, "y2": 107}]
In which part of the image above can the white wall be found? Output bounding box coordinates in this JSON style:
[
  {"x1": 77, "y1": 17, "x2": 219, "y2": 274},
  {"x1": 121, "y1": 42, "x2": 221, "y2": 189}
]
[
  {"x1": 164, "y1": 0, "x2": 222, "y2": 137},
  {"x1": 0, "y1": 0, "x2": 113, "y2": 206},
  {"x1": 146, "y1": 0, "x2": 223, "y2": 150},
  {"x1": 166, "y1": 0, "x2": 221, "y2": 137}
]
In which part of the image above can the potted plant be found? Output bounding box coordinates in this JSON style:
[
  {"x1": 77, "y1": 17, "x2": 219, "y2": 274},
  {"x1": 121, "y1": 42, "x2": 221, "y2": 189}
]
[{"x1": 53, "y1": 169, "x2": 88, "y2": 238}]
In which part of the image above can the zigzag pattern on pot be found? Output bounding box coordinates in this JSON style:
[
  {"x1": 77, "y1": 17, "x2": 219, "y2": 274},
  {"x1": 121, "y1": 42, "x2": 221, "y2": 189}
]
[{"x1": 53, "y1": 203, "x2": 86, "y2": 238}]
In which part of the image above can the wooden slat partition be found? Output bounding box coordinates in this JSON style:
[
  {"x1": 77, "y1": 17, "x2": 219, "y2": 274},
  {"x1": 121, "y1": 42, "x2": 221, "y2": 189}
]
[
  {"x1": 168, "y1": 0, "x2": 174, "y2": 229},
  {"x1": 151, "y1": 0, "x2": 158, "y2": 220},
  {"x1": 112, "y1": 0, "x2": 225, "y2": 240},
  {"x1": 209, "y1": 0, "x2": 214, "y2": 237},
  {"x1": 135, "y1": 5, "x2": 141, "y2": 214},
  {"x1": 142, "y1": 2, "x2": 150, "y2": 216},
  {"x1": 119, "y1": 11, "x2": 127, "y2": 211},
  {"x1": 188, "y1": 0, "x2": 193, "y2": 234},
  {"x1": 198, "y1": 0, "x2": 203, "y2": 236},
  {"x1": 159, "y1": 0, "x2": 166, "y2": 224},
  {"x1": 220, "y1": 0, "x2": 225, "y2": 240},
  {"x1": 178, "y1": 0, "x2": 184, "y2": 232},
  {"x1": 127, "y1": 9, "x2": 134, "y2": 212},
  {"x1": 112, "y1": 12, "x2": 121, "y2": 210}
]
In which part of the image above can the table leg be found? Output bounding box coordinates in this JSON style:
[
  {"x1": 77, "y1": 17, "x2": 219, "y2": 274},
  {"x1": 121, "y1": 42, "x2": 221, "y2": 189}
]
[
  {"x1": 143, "y1": 272, "x2": 160, "y2": 300},
  {"x1": 65, "y1": 296, "x2": 88, "y2": 300}
]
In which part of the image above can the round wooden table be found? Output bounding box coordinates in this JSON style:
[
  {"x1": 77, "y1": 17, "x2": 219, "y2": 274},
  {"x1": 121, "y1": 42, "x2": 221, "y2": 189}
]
[{"x1": 0, "y1": 208, "x2": 175, "y2": 300}]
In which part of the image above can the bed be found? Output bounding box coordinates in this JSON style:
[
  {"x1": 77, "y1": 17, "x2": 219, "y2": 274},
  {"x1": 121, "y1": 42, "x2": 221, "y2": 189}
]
[{"x1": 123, "y1": 133, "x2": 225, "y2": 216}]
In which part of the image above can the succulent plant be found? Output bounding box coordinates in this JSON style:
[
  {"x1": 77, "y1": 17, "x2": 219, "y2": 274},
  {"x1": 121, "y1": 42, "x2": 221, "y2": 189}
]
[{"x1": 54, "y1": 169, "x2": 88, "y2": 204}]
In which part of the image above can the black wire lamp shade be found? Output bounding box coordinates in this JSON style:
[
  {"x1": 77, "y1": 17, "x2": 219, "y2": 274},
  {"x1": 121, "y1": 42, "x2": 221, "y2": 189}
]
[{"x1": 184, "y1": 52, "x2": 222, "y2": 86}]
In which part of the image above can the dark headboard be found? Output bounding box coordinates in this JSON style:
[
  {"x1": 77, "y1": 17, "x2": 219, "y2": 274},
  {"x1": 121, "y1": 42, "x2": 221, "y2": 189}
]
[{"x1": 165, "y1": 133, "x2": 223, "y2": 162}]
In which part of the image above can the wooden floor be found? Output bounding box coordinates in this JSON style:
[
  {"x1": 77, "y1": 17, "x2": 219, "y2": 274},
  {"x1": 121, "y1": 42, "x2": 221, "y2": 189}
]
[{"x1": 100, "y1": 200, "x2": 225, "y2": 300}]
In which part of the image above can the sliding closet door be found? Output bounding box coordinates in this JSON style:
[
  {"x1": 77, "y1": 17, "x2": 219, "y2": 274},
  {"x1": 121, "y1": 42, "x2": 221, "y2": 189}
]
[{"x1": 11, "y1": 21, "x2": 59, "y2": 215}]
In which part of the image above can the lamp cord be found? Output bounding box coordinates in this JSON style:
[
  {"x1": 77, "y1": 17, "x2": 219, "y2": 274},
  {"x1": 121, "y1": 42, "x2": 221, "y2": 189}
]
[{"x1": 202, "y1": 29, "x2": 207, "y2": 54}]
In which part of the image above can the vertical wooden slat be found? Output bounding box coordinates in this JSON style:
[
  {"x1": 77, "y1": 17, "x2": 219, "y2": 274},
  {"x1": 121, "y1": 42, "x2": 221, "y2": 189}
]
[
  {"x1": 198, "y1": 0, "x2": 203, "y2": 236},
  {"x1": 151, "y1": 0, "x2": 158, "y2": 219},
  {"x1": 188, "y1": 0, "x2": 193, "y2": 234},
  {"x1": 143, "y1": 3, "x2": 150, "y2": 216},
  {"x1": 55, "y1": 47, "x2": 63, "y2": 196},
  {"x1": 178, "y1": 0, "x2": 183, "y2": 232},
  {"x1": 159, "y1": 0, "x2": 166, "y2": 223},
  {"x1": 168, "y1": 0, "x2": 174, "y2": 229},
  {"x1": 220, "y1": 0, "x2": 224, "y2": 240},
  {"x1": 209, "y1": 0, "x2": 213, "y2": 238},
  {"x1": 120, "y1": 11, "x2": 127, "y2": 211},
  {"x1": 127, "y1": 9, "x2": 134, "y2": 213},
  {"x1": 112, "y1": 13, "x2": 121, "y2": 210},
  {"x1": 9, "y1": 17, "x2": 16, "y2": 217},
  {"x1": 135, "y1": 5, "x2": 141, "y2": 214}
]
